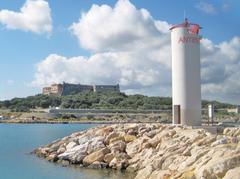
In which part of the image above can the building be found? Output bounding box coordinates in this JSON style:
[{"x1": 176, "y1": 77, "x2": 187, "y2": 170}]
[
  {"x1": 42, "y1": 87, "x2": 52, "y2": 95},
  {"x1": 43, "y1": 84, "x2": 63, "y2": 96},
  {"x1": 170, "y1": 18, "x2": 202, "y2": 126},
  {"x1": 43, "y1": 82, "x2": 120, "y2": 96},
  {"x1": 227, "y1": 106, "x2": 240, "y2": 114},
  {"x1": 61, "y1": 83, "x2": 93, "y2": 96},
  {"x1": 93, "y1": 84, "x2": 120, "y2": 92}
]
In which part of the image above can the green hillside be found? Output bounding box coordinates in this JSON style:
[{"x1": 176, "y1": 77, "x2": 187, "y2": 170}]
[{"x1": 0, "y1": 91, "x2": 236, "y2": 112}]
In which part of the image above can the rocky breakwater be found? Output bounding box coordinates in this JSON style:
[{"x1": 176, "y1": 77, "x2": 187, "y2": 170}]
[{"x1": 33, "y1": 124, "x2": 240, "y2": 179}]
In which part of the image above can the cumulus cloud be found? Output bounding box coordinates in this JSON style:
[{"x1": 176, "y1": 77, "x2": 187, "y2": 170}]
[
  {"x1": 32, "y1": 51, "x2": 171, "y2": 94},
  {"x1": 32, "y1": 0, "x2": 171, "y2": 94},
  {"x1": 0, "y1": 0, "x2": 52, "y2": 34},
  {"x1": 32, "y1": 0, "x2": 240, "y2": 103},
  {"x1": 201, "y1": 37, "x2": 240, "y2": 103},
  {"x1": 69, "y1": 0, "x2": 170, "y2": 53}
]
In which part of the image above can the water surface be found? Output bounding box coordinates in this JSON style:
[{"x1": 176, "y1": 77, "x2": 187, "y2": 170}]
[{"x1": 0, "y1": 124, "x2": 134, "y2": 179}]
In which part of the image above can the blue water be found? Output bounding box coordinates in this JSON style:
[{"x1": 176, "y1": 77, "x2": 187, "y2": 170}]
[{"x1": 0, "y1": 124, "x2": 134, "y2": 179}]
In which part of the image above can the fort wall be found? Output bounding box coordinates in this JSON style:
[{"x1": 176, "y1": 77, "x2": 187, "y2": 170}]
[{"x1": 43, "y1": 83, "x2": 120, "y2": 96}]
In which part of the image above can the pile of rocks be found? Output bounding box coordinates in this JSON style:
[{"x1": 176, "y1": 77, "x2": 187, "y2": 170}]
[
  {"x1": 33, "y1": 124, "x2": 240, "y2": 179},
  {"x1": 223, "y1": 127, "x2": 240, "y2": 137}
]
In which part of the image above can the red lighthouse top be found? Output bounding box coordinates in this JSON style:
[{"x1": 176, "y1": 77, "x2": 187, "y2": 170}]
[{"x1": 170, "y1": 18, "x2": 202, "y2": 35}]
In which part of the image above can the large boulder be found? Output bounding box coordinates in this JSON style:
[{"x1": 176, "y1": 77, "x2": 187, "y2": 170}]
[
  {"x1": 56, "y1": 147, "x2": 66, "y2": 155},
  {"x1": 211, "y1": 137, "x2": 228, "y2": 147},
  {"x1": 148, "y1": 129, "x2": 175, "y2": 148},
  {"x1": 88, "y1": 161, "x2": 108, "y2": 169},
  {"x1": 135, "y1": 148, "x2": 155, "y2": 170},
  {"x1": 105, "y1": 132, "x2": 120, "y2": 145},
  {"x1": 195, "y1": 152, "x2": 240, "y2": 178},
  {"x1": 104, "y1": 153, "x2": 114, "y2": 163},
  {"x1": 224, "y1": 128, "x2": 240, "y2": 137},
  {"x1": 48, "y1": 142, "x2": 63, "y2": 153},
  {"x1": 83, "y1": 147, "x2": 110, "y2": 166},
  {"x1": 109, "y1": 140, "x2": 126, "y2": 153},
  {"x1": 58, "y1": 143, "x2": 88, "y2": 160},
  {"x1": 95, "y1": 126, "x2": 113, "y2": 136},
  {"x1": 124, "y1": 134, "x2": 137, "y2": 143},
  {"x1": 109, "y1": 136, "x2": 125, "y2": 144},
  {"x1": 223, "y1": 167, "x2": 240, "y2": 179},
  {"x1": 78, "y1": 135, "x2": 92, "y2": 146},
  {"x1": 194, "y1": 135, "x2": 217, "y2": 146},
  {"x1": 109, "y1": 152, "x2": 130, "y2": 170},
  {"x1": 126, "y1": 136, "x2": 150, "y2": 157},
  {"x1": 178, "y1": 147, "x2": 210, "y2": 171},
  {"x1": 46, "y1": 154, "x2": 58, "y2": 162},
  {"x1": 134, "y1": 165, "x2": 153, "y2": 179},
  {"x1": 144, "y1": 130, "x2": 157, "y2": 138},
  {"x1": 66, "y1": 142, "x2": 77, "y2": 150},
  {"x1": 149, "y1": 170, "x2": 171, "y2": 179},
  {"x1": 87, "y1": 136, "x2": 105, "y2": 154}
]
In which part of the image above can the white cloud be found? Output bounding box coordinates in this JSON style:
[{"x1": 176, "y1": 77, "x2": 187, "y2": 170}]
[
  {"x1": 0, "y1": 0, "x2": 52, "y2": 34},
  {"x1": 201, "y1": 37, "x2": 240, "y2": 103},
  {"x1": 32, "y1": 0, "x2": 240, "y2": 104},
  {"x1": 69, "y1": 0, "x2": 170, "y2": 53},
  {"x1": 32, "y1": 0, "x2": 171, "y2": 94},
  {"x1": 32, "y1": 51, "x2": 171, "y2": 94},
  {"x1": 196, "y1": 2, "x2": 217, "y2": 15}
]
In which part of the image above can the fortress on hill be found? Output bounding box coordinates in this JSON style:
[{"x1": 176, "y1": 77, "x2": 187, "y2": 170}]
[{"x1": 43, "y1": 82, "x2": 120, "y2": 96}]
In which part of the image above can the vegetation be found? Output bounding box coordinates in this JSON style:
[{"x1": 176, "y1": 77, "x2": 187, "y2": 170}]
[
  {"x1": 0, "y1": 91, "x2": 236, "y2": 112},
  {"x1": 202, "y1": 100, "x2": 235, "y2": 109},
  {"x1": 0, "y1": 94, "x2": 61, "y2": 112}
]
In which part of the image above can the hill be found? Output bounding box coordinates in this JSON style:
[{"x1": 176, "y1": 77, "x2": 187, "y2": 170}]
[{"x1": 0, "y1": 91, "x2": 236, "y2": 112}]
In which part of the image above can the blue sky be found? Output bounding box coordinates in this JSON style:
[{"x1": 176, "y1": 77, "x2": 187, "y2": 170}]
[{"x1": 0, "y1": 0, "x2": 239, "y2": 104}]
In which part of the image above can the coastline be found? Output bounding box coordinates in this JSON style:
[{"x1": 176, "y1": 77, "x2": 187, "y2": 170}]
[
  {"x1": 33, "y1": 123, "x2": 240, "y2": 179},
  {"x1": 0, "y1": 118, "x2": 169, "y2": 125}
]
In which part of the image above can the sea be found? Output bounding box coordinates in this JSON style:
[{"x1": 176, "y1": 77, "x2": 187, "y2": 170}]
[{"x1": 0, "y1": 124, "x2": 134, "y2": 179}]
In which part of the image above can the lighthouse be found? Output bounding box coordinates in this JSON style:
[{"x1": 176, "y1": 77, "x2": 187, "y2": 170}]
[{"x1": 170, "y1": 19, "x2": 202, "y2": 126}]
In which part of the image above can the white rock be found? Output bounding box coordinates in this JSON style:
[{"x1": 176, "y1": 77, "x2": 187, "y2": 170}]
[
  {"x1": 126, "y1": 136, "x2": 149, "y2": 157},
  {"x1": 87, "y1": 136, "x2": 105, "y2": 154},
  {"x1": 78, "y1": 135, "x2": 92, "y2": 146},
  {"x1": 195, "y1": 153, "x2": 240, "y2": 178},
  {"x1": 58, "y1": 143, "x2": 88, "y2": 160},
  {"x1": 66, "y1": 142, "x2": 77, "y2": 150},
  {"x1": 109, "y1": 140, "x2": 126, "y2": 153},
  {"x1": 223, "y1": 167, "x2": 240, "y2": 179},
  {"x1": 211, "y1": 137, "x2": 228, "y2": 147}
]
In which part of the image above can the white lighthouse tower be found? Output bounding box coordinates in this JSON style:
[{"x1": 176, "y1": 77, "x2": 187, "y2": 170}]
[{"x1": 170, "y1": 19, "x2": 202, "y2": 126}]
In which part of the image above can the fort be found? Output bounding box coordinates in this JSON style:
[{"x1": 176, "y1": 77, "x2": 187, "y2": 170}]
[{"x1": 42, "y1": 82, "x2": 120, "y2": 96}]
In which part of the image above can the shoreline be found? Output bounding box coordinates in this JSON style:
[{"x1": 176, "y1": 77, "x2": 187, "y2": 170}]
[
  {"x1": 0, "y1": 119, "x2": 169, "y2": 125},
  {"x1": 33, "y1": 123, "x2": 240, "y2": 179}
]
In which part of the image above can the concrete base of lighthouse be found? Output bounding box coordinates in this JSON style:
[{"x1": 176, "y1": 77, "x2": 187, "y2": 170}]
[
  {"x1": 181, "y1": 108, "x2": 201, "y2": 126},
  {"x1": 173, "y1": 106, "x2": 202, "y2": 126}
]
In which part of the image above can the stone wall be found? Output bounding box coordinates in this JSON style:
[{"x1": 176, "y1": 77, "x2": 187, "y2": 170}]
[
  {"x1": 43, "y1": 83, "x2": 120, "y2": 96},
  {"x1": 61, "y1": 83, "x2": 93, "y2": 96},
  {"x1": 42, "y1": 84, "x2": 63, "y2": 96},
  {"x1": 93, "y1": 84, "x2": 120, "y2": 92}
]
